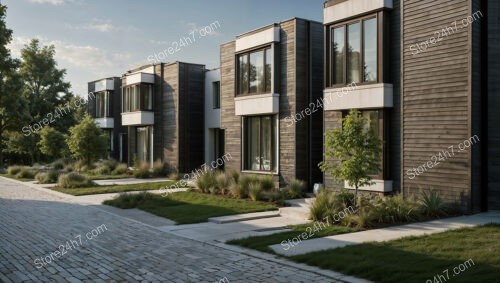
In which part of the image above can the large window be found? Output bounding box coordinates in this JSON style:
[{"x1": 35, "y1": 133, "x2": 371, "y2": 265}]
[
  {"x1": 342, "y1": 110, "x2": 388, "y2": 179},
  {"x1": 237, "y1": 48, "x2": 272, "y2": 95},
  {"x1": 95, "y1": 91, "x2": 112, "y2": 118},
  {"x1": 213, "y1": 81, "x2": 220, "y2": 109},
  {"x1": 122, "y1": 84, "x2": 153, "y2": 112},
  {"x1": 330, "y1": 16, "x2": 378, "y2": 86},
  {"x1": 136, "y1": 126, "x2": 152, "y2": 164},
  {"x1": 243, "y1": 115, "x2": 277, "y2": 172}
]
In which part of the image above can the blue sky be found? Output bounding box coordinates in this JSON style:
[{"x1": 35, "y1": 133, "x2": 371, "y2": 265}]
[{"x1": 5, "y1": 0, "x2": 325, "y2": 97}]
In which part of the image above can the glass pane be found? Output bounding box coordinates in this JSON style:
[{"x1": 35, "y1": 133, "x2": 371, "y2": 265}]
[
  {"x1": 265, "y1": 49, "x2": 272, "y2": 93},
  {"x1": 261, "y1": 116, "x2": 273, "y2": 171},
  {"x1": 348, "y1": 23, "x2": 361, "y2": 84},
  {"x1": 363, "y1": 18, "x2": 377, "y2": 82},
  {"x1": 249, "y1": 50, "x2": 264, "y2": 93},
  {"x1": 213, "y1": 81, "x2": 220, "y2": 108},
  {"x1": 245, "y1": 117, "x2": 261, "y2": 170},
  {"x1": 332, "y1": 26, "x2": 345, "y2": 85},
  {"x1": 238, "y1": 55, "x2": 248, "y2": 94}
]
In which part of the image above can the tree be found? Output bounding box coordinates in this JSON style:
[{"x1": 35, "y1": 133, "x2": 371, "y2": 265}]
[
  {"x1": 319, "y1": 109, "x2": 382, "y2": 204},
  {"x1": 0, "y1": 4, "x2": 28, "y2": 168},
  {"x1": 38, "y1": 127, "x2": 67, "y2": 159},
  {"x1": 66, "y1": 115, "x2": 107, "y2": 166}
]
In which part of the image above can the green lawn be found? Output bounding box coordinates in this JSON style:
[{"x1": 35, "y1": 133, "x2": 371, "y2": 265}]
[
  {"x1": 104, "y1": 191, "x2": 278, "y2": 224},
  {"x1": 290, "y1": 224, "x2": 500, "y2": 283},
  {"x1": 51, "y1": 181, "x2": 177, "y2": 196},
  {"x1": 0, "y1": 173, "x2": 35, "y2": 182},
  {"x1": 227, "y1": 223, "x2": 360, "y2": 254}
]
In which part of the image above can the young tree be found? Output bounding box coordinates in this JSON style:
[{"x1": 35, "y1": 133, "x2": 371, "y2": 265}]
[
  {"x1": 38, "y1": 127, "x2": 67, "y2": 159},
  {"x1": 0, "y1": 4, "x2": 28, "y2": 167},
  {"x1": 66, "y1": 115, "x2": 107, "y2": 166},
  {"x1": 319, "y1": 109, "x2": 382, "y2": 204}
]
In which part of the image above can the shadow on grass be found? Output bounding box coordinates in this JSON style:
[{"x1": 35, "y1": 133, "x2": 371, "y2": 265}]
[{"x1": 291, "y1": 241, "x2": 500, "y2": 283}]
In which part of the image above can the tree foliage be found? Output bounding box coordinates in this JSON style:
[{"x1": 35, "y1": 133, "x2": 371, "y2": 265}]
[
  {"x1": 66, "y1": 115, "x2": 107, "y2": 166},
  {"x1": 38, "y1": 127, "x2": 67, "y2": 158},
  {"x1": 319, "y1": 109, "x2": 382, "y2": 203}
]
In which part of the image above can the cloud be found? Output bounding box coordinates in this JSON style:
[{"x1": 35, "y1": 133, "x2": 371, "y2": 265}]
[
  {"x1": 29, "y1": 0, "x2": 66, "y2": 5},
  {"x1": 67, "y1": 19, "x2": 138, "y2": 33},
  {"x1": 182, "y1": 21, "x2": 222, "y2": 36}
]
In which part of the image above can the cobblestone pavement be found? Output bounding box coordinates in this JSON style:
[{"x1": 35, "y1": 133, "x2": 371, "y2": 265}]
[{"x1": 0, "y1": 178, "x2": 340, "y2": 283}]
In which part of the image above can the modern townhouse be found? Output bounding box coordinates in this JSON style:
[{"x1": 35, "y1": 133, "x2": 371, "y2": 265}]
[
  {"x1": 88, "y1": 77, "x2": 127, "y2": 162},
  {"x1": 120, "y1": 62, "x2": 205, "y2": 173},
  {"x1": 219, "y1": 18, "x2": 324, "y2": 187},
  {"x1": 322, "y1": 0, "x2": 499, "y2": 212}
]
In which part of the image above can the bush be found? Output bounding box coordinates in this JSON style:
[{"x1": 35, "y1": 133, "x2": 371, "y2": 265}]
[
  {"x1": 35, "y1": 170, "x2": 60, "y2": 184},
  {"x1": 230, "y1": 170, "x2": 240, "y2": 184},
  {"x1": 239, "y1": 175, "x2": 259, "y2": 192},
  {"x1": 268, "y1": 189, "x2": 287, "y2": 206},
  {"x1": 152, "y1": 160, "x2": 167, "y2": 177},
  {"x1": 260, "y1": 175, "x2": 275, "y2": 191},
  {"x1": 215, "y1": 171, "x2": 231, "y2": 195},
  {"x1": 74, "y1": 160, "x2": 93, "y2": 172},
  {"x1": 419, "y1": 189, "x2": 445, "y2": 217},
  {"x1": 58, "y1": 172, "x2": 95, "y2": 188},
  {"x1": 230, "y1": 183, "x2": 247, "y2": 198},
  {"x1": 51, "y1": 160, "x2": 65, "y2": 170},
  {"x1": 112, "y1": 163, "x2": 128, "y2": 175},
  {"x1": 285, "y1": 179, "x2": 306, "y2": 199},
  {"x1": 7, "y1": 166, "x2": 22, "y2": 176},
  {"x1": 195, "y1": 170, "x2": 216, "y2": 193},
  {"x1": 15, "y1": 168, "x2": 35, "y2": 179},
  {"x1": 248, "y1": 182, "x2": 264, "y2": 201},
  {"x1": 371, "y1": 195, "x2": 420, "y2": 224},
  {"x1": 104, "y1": 192, "x2": 155, "y2": 209},
  {"x1": 133, "y1": 162, "x2": 151, "y2": 178}
]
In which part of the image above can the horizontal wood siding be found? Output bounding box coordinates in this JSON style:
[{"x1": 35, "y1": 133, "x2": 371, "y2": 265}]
[
  {"x1": 220, "y1": 41, "x2": 241, "y2": 172},
  {"x1": 402, "y1": 0, "x2": 472, "y2": 210},
  {"x1": 391, "y1": 0, "x2": 401, "y2": 192},
  {"x1": 323, "y1": 110, "x2": 343, "y2": 189}
]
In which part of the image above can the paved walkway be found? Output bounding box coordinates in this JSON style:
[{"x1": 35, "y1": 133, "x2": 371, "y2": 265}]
[
  {"x1": 270, "y1": 212, "x2": 500, "y2": 256},
  {"x1": 0, "y1": 177, "x2": 360, "y2": 283}
]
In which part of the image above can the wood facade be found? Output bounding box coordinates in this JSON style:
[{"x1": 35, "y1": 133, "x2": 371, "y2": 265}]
[{"x1": 220, "y1": 18, "x2": 323, "y2": 188}]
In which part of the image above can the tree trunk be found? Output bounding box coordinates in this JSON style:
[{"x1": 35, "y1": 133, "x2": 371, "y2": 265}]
[{"x1": 354, "y1": 184, "x2": 359, "y2": 207}]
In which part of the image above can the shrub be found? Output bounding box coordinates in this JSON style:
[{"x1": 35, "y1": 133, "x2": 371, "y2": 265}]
[
  {"x1": 285, "y1": 179, "x2": 306, "y2": 199},
  {"x1": 268, "y1": 189, "x2": 287, "y2": 206},
  {"x1": 195, "y1": 170, "x2": 216, "y2": 193},
  {"x1": 208, "y1": 186, "x2": 219, "y2": 195},
  {"x1": 248, "y1": 182, "x2": 264, "y2": 201},
  {"x1": 310, "y1": 190, "x2": 329, "y2": 221},
  {"x1": 112, "y1": 163, "x2": 128, "y2": 175},
  {"x1": 260, "y1": 175, "x2": 275, "y2": 191},
  {"x1": 15, "y1": 168, "x2": 35, "y2": 179},
  {"x1": 230, "y1": 169, "x2": 240, "y2": 184},
  {"x1": 51, "y1": 160, "x2": 65, "y2": 170},
  {"x1": 239, "y1": 175, "x2": 259, "y2": 193},
  {"x1": 133, "y1": 162, "x2": 151, "y2": 178},
  {"x1": 309, "y1": 189, "x2": 356, "y2": 223},
  {"x1": 372, "y1": 195, "x2": 420, "y2": 224},
  {"x1": 230, "y1": 183, "x2": 248, "y2": 199},
  {"x1": 152, "y1": 159, "x2": 166, "y2": 177},
  {"x1": 7, "y1": 165, "x2": 22, "y2": 176},
  {"x1": 58, "y1": 172, "x2": 95, "y2": 188},
  {"x1": 419, "y1": 189, "x2": 445, "y2": 217},
  {"x1": 104, "y1": 192, "x2": 155, "y2": 209},
  {"x1": 215, "y1": 171, "x2": 231, "y2": 195},
  {"x1": 74, "y1": 160, "x2": 93, "y2": 172},
  {"x1": 35, "y1": 170, "x2": 60, "y2": 184}
]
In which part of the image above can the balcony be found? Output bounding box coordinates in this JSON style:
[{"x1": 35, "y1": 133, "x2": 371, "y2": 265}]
[
  {"x1": 94, "y1": 79, "x2": 115, "y2": 92},
  {"x1": 235, "y1": 93, "x2": 279, "y2": 116},
  {"x1": 121, "y1": 111, "x2": 154, "y2": 126},
  {"x1": 94, "y1": 117, "x2": 114, "y2": 128},
  {"x1": 124, "y1": 72, "x2": 154, "y2": 86}
]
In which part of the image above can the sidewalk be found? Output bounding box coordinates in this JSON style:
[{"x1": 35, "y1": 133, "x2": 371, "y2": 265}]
[{"x1": 269, "y1": 212, "x2": 500, "y2": 256}]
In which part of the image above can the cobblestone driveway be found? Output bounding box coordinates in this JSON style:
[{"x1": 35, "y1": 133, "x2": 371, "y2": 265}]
[{"x1": 0, "y1": 178, "x2": 339, "y2": 283}]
